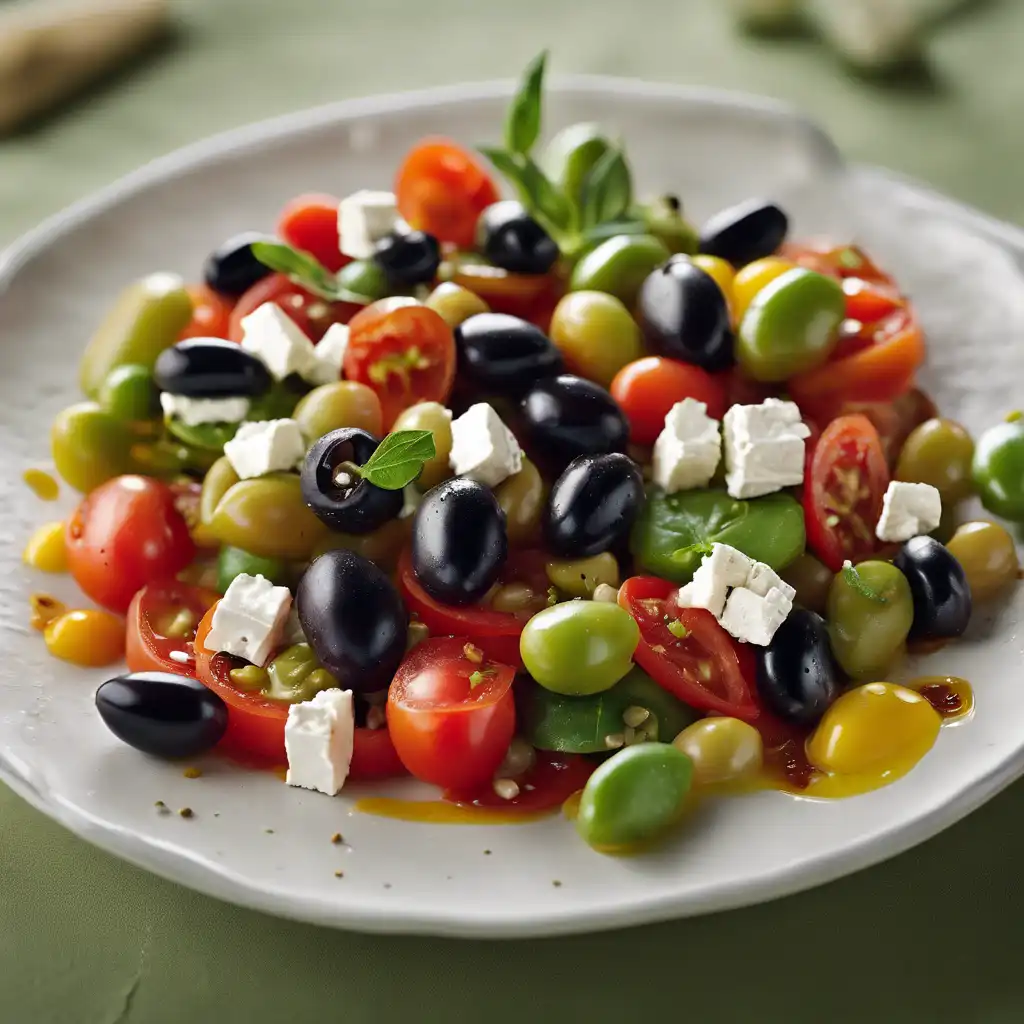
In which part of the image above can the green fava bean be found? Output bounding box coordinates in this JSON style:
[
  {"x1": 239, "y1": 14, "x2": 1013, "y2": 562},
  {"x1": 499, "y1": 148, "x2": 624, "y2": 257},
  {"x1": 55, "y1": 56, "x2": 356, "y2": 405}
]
[
  {"x1": 521, "y1": 666, "x2": 698, "y2": 754},
  {"x1": 576, "y1": 743, "x2": 693, "y2": 851},
  {"x1": 79, "y1": 274, "x2": 193, "y2": 398},
  {"x1": 826, "y1": 561, "x2": 914, "y2": 681},
  {"x1": 51, "y1": 402, "x2": 134, "y2": 492},
  {"x1": 541, "y1": 122, "x2": 613, "y2": 208},
  {"x1": 569, "y1": 234, "x2": 670, "y2": 308},
  {"x1": 98, "y1": 364, "x2": 160, "y2": 422},
  {"x1": 216, "y1": 546, "x2": 291, "y2": 593},
  {"x1": 896, "y1": 418, "x2": 974, "y2": 503},
  {"x1": 520, "y1": 601, "x2": 639, "y2": 696},
  {"x1": 549, "y1": 291, "x2": 643, "y2": 388},
  {"x1": 972, "y1": 421, "x2": 1024, "y2": 521},
  {"x1": 632, "y1": 488, "x2": 805, "y2": 584},
  {"x1": 737, "y1": 268, "x2": 844, "y2": 382},
  {"x1": 208, "y1": 473, "x2": 330, "y2": 561}
]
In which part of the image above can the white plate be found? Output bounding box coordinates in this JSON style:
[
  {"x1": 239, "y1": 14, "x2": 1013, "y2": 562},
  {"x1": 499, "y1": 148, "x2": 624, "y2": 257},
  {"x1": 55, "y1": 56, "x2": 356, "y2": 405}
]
[{"x1": 2, "y1": 78, "x2": 1023, "y2": 939}]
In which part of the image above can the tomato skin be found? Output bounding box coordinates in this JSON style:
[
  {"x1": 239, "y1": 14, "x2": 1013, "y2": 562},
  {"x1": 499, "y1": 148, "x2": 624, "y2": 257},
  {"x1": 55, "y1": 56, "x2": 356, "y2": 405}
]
[
  {"x1": 842, "y1": 278, "x2": 902, "y2": 325},
  {"x1": 344, "y1": 298, "x2": 457, "y2": 429},
  {"x1": 395, "y1": 139, "x2": 500, "y2": 248},
  {"x1": 445, "y1": 750, "x2": 594, "y2": 811},
  {"x1": 803, "y1": 414, "x2": 889, "y2": 572},
  {"x1": 618, "y1": 577, "x2": 760, "y2": 721},
  {"x1": 66, "y1": 476, "x2": 196, "y2": 614},
  {"x1": 611, "y1": 357, "x2": 727, "y2": 445},
  {"x1": 180, "y1": 285, "x2": 233, "y2": 340},
  {"x1": 125, "y1": 580, "x2": 219, "y2": 675},
  {"x1": 276, "y1": 193, "x2": 350, "y2": 273},
  {"x1": 228, "y1": 273, "x2": 362, "y2": 343},
  {"x1": 387, "y1": 637, "x2": 516, "y2": 790}
]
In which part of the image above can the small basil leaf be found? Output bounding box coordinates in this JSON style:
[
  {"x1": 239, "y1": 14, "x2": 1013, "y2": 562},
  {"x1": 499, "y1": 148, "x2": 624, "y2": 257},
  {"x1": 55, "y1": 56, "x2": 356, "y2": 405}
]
[
  {"x1": 250, "y1": 241, "x2": 371, "y2": 305},
  {"x1": 519, "y1": 157, "x2": 573, "y2": 232},
  {"x1": 578, "y1": 146, "x2": 633, "y2": 231},
  {"x1": 505, "y1": 50, "x2": 547, "y2": 156},
  {"x1": 359, "y1": 430, "x2": 436, "y2": 491}
]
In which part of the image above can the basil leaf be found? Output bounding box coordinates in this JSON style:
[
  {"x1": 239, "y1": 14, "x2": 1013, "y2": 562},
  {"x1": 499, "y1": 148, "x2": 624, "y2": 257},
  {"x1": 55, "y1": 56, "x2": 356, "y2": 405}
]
[
  {"x1": 580, "y1": 218, "x2": 648, "y2": 244},
  {"x1": 360, "y1": 430, "x2": 436, "y2": 491},
  {"x1": 478, "y1": 148, "x2": 572, "y2": 235},
  {"x1": 578, "y1": 146, "x2": 633, "y2": 231},
  {"x1": 250, "y1": 241, "x2": 371, "y2": 305},
  {"x1": 505, "y1": 50, "x2": 547, "y2": 156}
]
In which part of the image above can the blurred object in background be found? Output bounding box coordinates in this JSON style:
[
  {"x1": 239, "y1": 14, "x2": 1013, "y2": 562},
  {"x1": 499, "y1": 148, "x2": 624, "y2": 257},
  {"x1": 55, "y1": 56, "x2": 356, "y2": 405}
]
[{"x1": 0, "y1": 0, "x2": 170, "y2": 135}]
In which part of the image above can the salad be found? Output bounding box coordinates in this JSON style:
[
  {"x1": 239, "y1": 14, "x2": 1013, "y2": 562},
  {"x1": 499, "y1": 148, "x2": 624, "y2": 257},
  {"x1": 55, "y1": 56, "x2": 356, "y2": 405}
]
[{"x1": 22, "y1": 53, "x2": 1023, "y2": 854}]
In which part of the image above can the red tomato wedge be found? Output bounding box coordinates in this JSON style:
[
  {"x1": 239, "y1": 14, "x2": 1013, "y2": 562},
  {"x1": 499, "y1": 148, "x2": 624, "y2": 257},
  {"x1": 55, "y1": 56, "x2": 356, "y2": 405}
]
[
  {"x1": 618, "y1": 577, "x2": 761, "y2": 721},
  {"x1": 228, "y1": 273, "x2": 362, "y2": 343},
  {"x1": 125, "y1": 580, "x2": 219, "y2": 676}
]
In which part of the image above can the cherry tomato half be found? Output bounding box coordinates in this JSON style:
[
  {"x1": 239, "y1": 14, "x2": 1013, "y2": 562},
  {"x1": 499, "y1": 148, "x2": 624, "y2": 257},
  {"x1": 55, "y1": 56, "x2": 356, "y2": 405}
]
[
  {"x1": 66, "y1": 476, "x2": 196, "y2": 613},
  {"x1": 125, "y1": 580, "x2": 219, "y2": 675},
  {"x1": 386, "y1": 637, "x2": 516, "y2": 790},
  {"x1": 276, "y1": 193, "x2": 350, "y2": 273},
  {"x1": 228, "y1": 273, "x2": 362, "y2": 343},
  {"x1": 344, "y1": 297, "x2": 456, "y2": 429},
  {"x1": 610, "y1": 356, "x2": 727, "y2": 446},
  {"x1": 447, "y1": 260, "x2": 561, "y2": 320},
  {"x1": 781, "y1": 243, "x2": 895, "y2": 286},
  {"x1": 618, "y1": 576, "x2": 761, "y2": 721},
  {"x1": 803, "y1": 414, "x2": 889, "y2": 572},
  {"x1": 445, "y1": 750, "x2": 594, "y2": 812},
  {"x1": 395, "y1": 139, "x2": 500, "y2": 248},
  {"x1": 180, "y1": 285, "x2": 233, "y2": 340}
]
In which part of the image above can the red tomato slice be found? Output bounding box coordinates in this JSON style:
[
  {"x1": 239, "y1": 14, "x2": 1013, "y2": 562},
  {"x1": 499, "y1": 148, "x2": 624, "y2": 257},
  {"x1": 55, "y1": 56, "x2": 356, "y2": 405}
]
[
  {"x1": 444, "y1": 751, "x2": 594, "y2": 812},
  {"x1": 803, "y1": 414, "x2": 889, "y2": 572},
  {"x1": 780, "y1": 243, "x2": 895, "y2": 286},
  {"x1": 180, "y1": 285, "x2": 233, "y2": 340},
  {"x1": 276, "y1": 193, "x2": 350, "y2": 273},
  {"x1": 228, "y1": 273, "x2": 362, "y2": 343},
  {"x1": 386, "y1": 637, "x2": 516, "y2": 790},
  {"x1": 344, "y1": 297, "x2": 457, "y2": 429},
  {"x1": 618, "y1": 577, "x2": 761, "y2": 721},
  {"x1": 125, "y1": 580, "x2": 219, "y2": 675},
  {"x1": 448, "y1": 261, "x2": 560, "y2": 320},
  {"x1": 842, "y1": 277, "x2": 903, "y2": 325}
]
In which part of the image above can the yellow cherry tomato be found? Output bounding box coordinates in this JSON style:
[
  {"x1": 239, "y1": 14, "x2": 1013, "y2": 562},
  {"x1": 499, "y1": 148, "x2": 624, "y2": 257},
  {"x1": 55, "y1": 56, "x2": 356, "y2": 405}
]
[
  {"x1": 22, "y1": 522, "x2": 68, "y2": 573},
  {"x1": 732, "y1": 257, "x2": 797, "y2": 322},
  {"x1": 691, "y1": 255, "x2": 735, "y2": 312},
  {"x1": 44, "y1": 609, "x2": 125, "y2": 667},
  {"x1": 23, "y1": 468, "x2": 59, "y2": 501}
]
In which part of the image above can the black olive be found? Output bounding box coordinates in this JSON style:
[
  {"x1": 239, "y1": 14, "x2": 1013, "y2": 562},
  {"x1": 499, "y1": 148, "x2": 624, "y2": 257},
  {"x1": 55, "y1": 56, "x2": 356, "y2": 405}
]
[
  {"x1": 203, "y1": 232, "x2": 275, "y2": 298},
  {"x1": 637, "y1": 257, "x2": 733, "y2": 371},
  {"x1": 520, "y1": 374, "x2": 629, "y2": 472},
  {"x1": 411, "y1": 477, "x2": 507, "y2": 606},
  {"x1": 893, "y1": 536, "x2": 973, "y2": 640},
  {"x1": 297, "y1": 549, "x2": 408, "y2": 693},
  {"x1": 301, "y1": 428, "x2": 403, "y2": 535},
  {"x1": 154, "y1": 339, "x2": 273, "y2": 399},
  {"x1": 756, "y1": 609, "x2": 841, "y2": 725},
  {"x1": 374, "y1": 229, "x2": 441, "y2": 286},
  {"x1": 476, "y1": 201, "x2": 559, "y2": 275},
  {"x1": 455, "y1": 313, "x2": 564, "y2": 394},
  {"x1": 95, "y1": 673, "x2": 228, "y2": 758},
  {"x1": 698, "y1": 199, "x2": 789, "y2": 268},
  {"x1": 546, "y1": 453, "x2": 644, "y2": 558}
]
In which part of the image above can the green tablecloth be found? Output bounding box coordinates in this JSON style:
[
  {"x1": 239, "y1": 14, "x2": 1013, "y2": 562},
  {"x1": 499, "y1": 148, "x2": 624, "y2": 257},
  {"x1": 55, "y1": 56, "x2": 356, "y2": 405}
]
[{"x1": 3, "y1": 2, "x2": 1021, "y2": 1020}]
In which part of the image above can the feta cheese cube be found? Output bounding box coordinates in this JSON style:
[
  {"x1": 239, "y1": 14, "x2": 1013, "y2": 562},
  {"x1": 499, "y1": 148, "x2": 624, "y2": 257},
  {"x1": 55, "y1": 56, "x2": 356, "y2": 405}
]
[
  {"x1": 652, "y1": 398, "x2": 722, "y2": 493},
  {"x1": 338, "y1": 190, "x2": 401, "y2": 260},
  {"x1": 304, "y1": 323, "x2": 349, "y2": 387},
  {"x1": 449, "y1": 402, "x2": 522, "y2": 488},
  {"x1": 224, "y1": 418, "x2": 307, "y2": 480},
  {"x1": 677, "y1": 543, "x2": 753, "y2": 618},
  {"x1": 745, "y1": 561, "x2": 796, "y2": 602},
  {"x1": 159, "y1": 392, "x2": 250, "y2": 427},
  {"x1": 875, "y1": 481, "x2": 942, "y2": 542},
  {"x1": 206, "y1": 573, "x2": 292, "y2": 667},
  {"x1": 723, "y1": 398, "x2": 811, "y2": 499},
  {"x1": 240, "y1": 302, "x2": 316, "y2": 381},
  {"x1": 719, "y1": 585, "x2": 793, "y2": 646},
  {"x1": 285, "y1": 688, "x2": 355, "y2": 796}
]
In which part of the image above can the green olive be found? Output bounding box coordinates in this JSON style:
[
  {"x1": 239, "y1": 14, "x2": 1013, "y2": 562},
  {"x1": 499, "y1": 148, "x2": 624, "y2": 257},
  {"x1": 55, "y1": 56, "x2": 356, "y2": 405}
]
[
  {"x1": 640, "y1": 195, "x2": 699, "y2": 256},
  {"x1": 293, "y1": 380, "x2": 384, "y2": 442},
  {"x1": 98, "y1": 364, "x2": 160, "y2": 422},
  {"x1": 541, "y1": 122, "x2": 613, "y2": 208},
  {"x1": 946, "y1": 520, "x2": 1020, "y2": 602},
  {"x1": 780, "y1": 552, "x2": 834, "y2": 615},
  {"x1": 972, "y1": 421, "x2": 1024, "y2": 521},
  {"x1": 51, "y1": 402, "x2": 134, "y2": 492},
  {"x1": 545, "y1": 552, "x2": 620, "y2": 598},
  {"x1": 425, "y1": 282, "x2": 490, "y2": 329},
  {"x1": 391, "y1": 401, "x2": 453, "y2": 489},
  {"x1": 337, "y1": 259, "x2": 389, "y2": 302},
  {"x1": 736, "y1": 268, "x2": 845, "y2": 382},
  {"x1": 895, "y1": 418, "x2": 974, "y2": 502},
  {"x1": 208, "y1": 473, "x2": 330, "y2": 560},
  {"x1": 575, "y1": 743, "x2": 693, "y2": 851},
  {"x1": 569, "y1": 234, "x2": 671, "y2": 307},
  {"x1": 495, "y1": 458, "x2": 546, "y2": 547},
  {"x1": 672, "y1": 718, "x2": 763, "y2": 787},
  {"x1": 312, "y1": 517, "x2": 412, "y2": 572},
  {"x1": 520, "y1": 601, "x2": 639, "y2": 696},
  {"x1": 79, "y1": 274, "x2": 193, "y2": 398},
  {"x1": 549, "y1": 291, "x2": 643, "y2": 388},
  {"x1": 199, "y1": 456, "x2": 240, "y2": 527},
  {"x1": 826, "y1": 561, "x2": 914, "y2": 681},
  {"x1": 264, "y1": 644, "x2": 338, "y2": 703},
  {"x1": 216, "y1": 546, "x2": 290, "y2": 593}
]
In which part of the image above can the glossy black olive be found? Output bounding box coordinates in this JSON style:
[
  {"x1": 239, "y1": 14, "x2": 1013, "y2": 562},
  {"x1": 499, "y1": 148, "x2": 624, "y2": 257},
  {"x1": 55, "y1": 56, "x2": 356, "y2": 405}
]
[
  {"x1": 637, "y1": 257, "x2": 733, "y2": 371},
  {"x1": 546, "y1": 453, "x2": 645, "y2": 558},
  {"x1": 476, "y1": 200, "x2": 559, "y2": 275},
  {"x1": 203, "y1": 232, "x2": 275, "y2": 298},
  {"x1": 154, "y1": 339, "x2": 273, "y2": 399},
  {"x1": 411, "y1": 477, "x2": 507, "y2": 606},
  {"x1": 455, "y1": 313, "x2": 564, "y2": 394},
  {"x1": 374, "y1": 229, "x2": 441, "y2": 286},
  {"x1": 756, "y1": 609, "x2": 841, "y2": 725},
  {"x1": 520, "y1": 374, "x2": 629, "y2": 472},
  {"x1": 301, "y1": 428, "x2": 403, "y2": 535},
  {"x1": 698, "y1": 199, "x2": 789, "y2": 268},
  {"x1": 95, "y1": 673, "x2": 228, "y2": 758},
  {"x1": 893, "y1": 535, "x2": 973, "y2": 640},
  {"x1": 297, "y1": 549, "x2": 408, "y2": 693}
]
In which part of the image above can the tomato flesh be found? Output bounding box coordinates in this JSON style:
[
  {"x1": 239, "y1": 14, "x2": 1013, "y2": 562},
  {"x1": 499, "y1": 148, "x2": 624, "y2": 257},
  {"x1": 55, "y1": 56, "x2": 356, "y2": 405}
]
[
  {"x1": 444, "y1": 751, "x2": 594, "y2": 812},
  {"x1": 180, "y1": 285, "x2": 233, "y2": 340},
  {"x1": 228, "y1": 273, "x2": 362, "y2": 343},
  {"x1": 276, "y1": 193, "x2": 350, "y2": 273},
  {"x1": 125, "y1": 580, "x2": 219, "y2": 675}
]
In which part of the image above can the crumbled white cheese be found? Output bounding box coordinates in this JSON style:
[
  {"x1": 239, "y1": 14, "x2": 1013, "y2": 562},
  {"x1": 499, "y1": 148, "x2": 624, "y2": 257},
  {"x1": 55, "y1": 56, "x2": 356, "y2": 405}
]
[
  {"x1": 304, "y1": 323, "x2": 349, "y2": 387},
  {"x1": 224, "y1": 418, "x2": 307, "y2": 480},
  {"x1": 875, "y1": 480, "x2": 942, "y2": 543},
  {"x1": 285, "y1": 688, "x2": 355, "y2": 796},
  {"x1": 723, "y1": 398, "x2": 811, "y2": 499},
  {"x1": 677, "y1": 543, "x2": 753, "y2": 619},
  {"x1": 337, "y1": 190, "x2": 401, "y2": 260},
  {"x1": 159, "y1": 392, "x2": 250, "y2": 427},
  {"x1": 206, "y1": 573, "x2": 292, "y2": 667},
  {"x1": 719, "y1": 585, "x2": 793, "y2": 647},
  {"x1": 449, "y1": 403, "x2": 522, "y2": 488},
  {"x1": 651, "y1": 398, "x2": 722, "y2": 493},
  {"x1": 240, "y1": 302, "x2": 317, "y2": 381}
]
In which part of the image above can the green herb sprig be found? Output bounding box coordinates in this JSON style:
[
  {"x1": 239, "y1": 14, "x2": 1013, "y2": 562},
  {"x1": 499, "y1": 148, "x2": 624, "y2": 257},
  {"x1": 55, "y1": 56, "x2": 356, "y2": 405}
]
[
  {"x1": 250, "y1": 241, "x2": 372, "y2": 305},
  {"x1": 334, "y1": 430, "x2": 436, "y2": 492}
]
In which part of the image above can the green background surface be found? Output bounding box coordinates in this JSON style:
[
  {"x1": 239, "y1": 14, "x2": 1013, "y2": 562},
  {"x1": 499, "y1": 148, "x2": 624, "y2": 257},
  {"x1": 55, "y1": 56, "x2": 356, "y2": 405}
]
[{"x1": 1, "y1": 1, "x2": 1021, "y2": 1020}]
